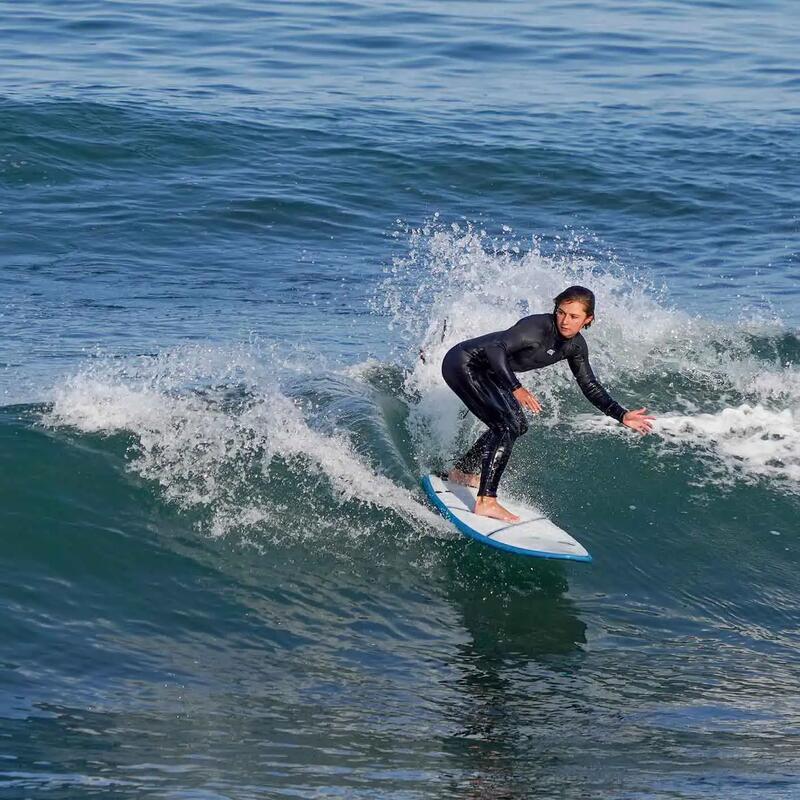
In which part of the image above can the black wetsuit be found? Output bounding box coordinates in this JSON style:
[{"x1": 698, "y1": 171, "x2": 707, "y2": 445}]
[{"x1": 442, "y1": 313, "x2": 627, "y2": 497}]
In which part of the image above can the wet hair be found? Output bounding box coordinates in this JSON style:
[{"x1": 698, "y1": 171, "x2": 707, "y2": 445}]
[{"x1": 553, "y1": 285, "x2": 595, "y2": 328}]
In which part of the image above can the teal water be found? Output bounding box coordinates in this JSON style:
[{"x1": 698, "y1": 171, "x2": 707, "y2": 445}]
[{"x1": 2, "y1": 1, "x2": 800, "y2": 797}]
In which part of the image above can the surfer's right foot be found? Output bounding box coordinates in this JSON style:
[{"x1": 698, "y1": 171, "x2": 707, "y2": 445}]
[
  {"x1": 473, "y1": 496, "x2": 520, "y2": 523},
  {"x1": 448, "y1": 468, "x2": 480, "y2": 488}
]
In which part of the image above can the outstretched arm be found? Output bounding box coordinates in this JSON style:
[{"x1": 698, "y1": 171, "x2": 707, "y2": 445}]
[
  {"x1": 568, "y1": 346, "x2": 655, "y2": 433},
  {"x1": 567, "y1": 339, "x2": 655, "y2": 436},
  {"x1": 568, "y1": 347, "x2": 628, "y2": 423}
]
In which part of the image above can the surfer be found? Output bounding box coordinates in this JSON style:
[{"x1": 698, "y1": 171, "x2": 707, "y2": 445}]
[{"x1": 442, "y1": 285, "x2": 654, "y2": 522}]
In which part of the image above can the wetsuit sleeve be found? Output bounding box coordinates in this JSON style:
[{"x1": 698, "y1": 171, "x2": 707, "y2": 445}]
[
  {"x1": 482, "y1": 315, "x2": 549, "y2": 393},
  {"x1": 567, "y1": 337, "x2": 628, "y2": 423},
  {"x1": 483, "y1": 341, "x2": 522, "y2": 392}
]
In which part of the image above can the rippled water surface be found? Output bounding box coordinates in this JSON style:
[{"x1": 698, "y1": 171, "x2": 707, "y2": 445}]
[{"x1": 2, "y1": 1, "x2": 799, "y2": 798}]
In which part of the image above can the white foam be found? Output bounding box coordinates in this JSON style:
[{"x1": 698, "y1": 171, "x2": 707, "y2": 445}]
[
  {"x1": 575, "y1": 404, "x2": 800, "y2": 489},
  {"x1": 656, "y1": 405, "x2": 800, "y2": 487},
  {"x1": 44, "y1": 345, "x2": 443, "y2": 539},
  {"x1": 381, "y1": 223, "x2": 800, "y2": 491}
]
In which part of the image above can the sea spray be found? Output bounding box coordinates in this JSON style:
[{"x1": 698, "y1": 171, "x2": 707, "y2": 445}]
[
  {"x1": 45, "y1": 344, "x2": 443, "y2": 539},
  {"x1": 379, "y1": 222, "x2": 800, "y2": 493}
]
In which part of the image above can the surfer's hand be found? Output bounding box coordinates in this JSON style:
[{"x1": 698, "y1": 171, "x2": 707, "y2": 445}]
[
  {"x1": 623, "y1": 407, "x2": 655, "y2": 434},
  {"x1": 513, "y1": 386, "x2": 542, "y2": 414}
]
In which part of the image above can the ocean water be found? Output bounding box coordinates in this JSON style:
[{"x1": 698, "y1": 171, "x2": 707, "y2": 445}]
[{"x1": 2, "y1": 1, "x2": 800, "y2": 797}]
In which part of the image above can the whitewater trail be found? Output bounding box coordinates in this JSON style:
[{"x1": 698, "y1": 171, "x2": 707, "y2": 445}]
[{"x1": 381, "y1": 224, "x2": 800, "y2": 494}]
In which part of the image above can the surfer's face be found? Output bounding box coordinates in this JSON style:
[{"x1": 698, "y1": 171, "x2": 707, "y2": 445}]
[{"x1": 555, "y1": 301, "x2": 593, "y2": 338}]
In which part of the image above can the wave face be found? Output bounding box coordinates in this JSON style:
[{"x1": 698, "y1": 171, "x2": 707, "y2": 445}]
[
  {"x1": 44, "y1": 344, "x2": 440, "y2": 540},
  {"x1": 387, "y1": 225, "x2": 800, "y2": 496},
  {"x1": 4, "y1": 234, "x2": 799, "y2": 797},
  {"x1": 3, "y1": 0, "x2": 800, "y2": 796}
]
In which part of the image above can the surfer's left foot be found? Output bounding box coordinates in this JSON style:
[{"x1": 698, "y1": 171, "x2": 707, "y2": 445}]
[
  {"x1": 448, "y1": 468, "x2": 480, "y2": 488},
  {"x1": 473, "y1": 496, "x2": 520, "y2": 523}
]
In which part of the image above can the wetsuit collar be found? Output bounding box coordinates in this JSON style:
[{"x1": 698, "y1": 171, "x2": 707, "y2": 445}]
[{"x1": 551, "y1": 313, "x2": 569, "y2": 343}]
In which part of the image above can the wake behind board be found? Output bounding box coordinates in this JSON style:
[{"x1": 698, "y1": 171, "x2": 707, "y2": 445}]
[{"x1": 422, "y1": 474, "x2": 591, "y2": 563}]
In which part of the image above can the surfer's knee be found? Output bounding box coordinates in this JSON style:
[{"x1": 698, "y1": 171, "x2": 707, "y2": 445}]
[
  {"x1": 490, "y1": 424, "x2": 523, "y2": 448},
  {"x1": 508, "y1": 416, "x2": 528, "y2": 439},
  {"x1": 487, "y1": 423, "x2": 511, "y2": 443}
]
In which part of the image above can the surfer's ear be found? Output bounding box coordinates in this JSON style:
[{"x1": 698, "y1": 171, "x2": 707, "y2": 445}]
[{"x1": 583, "y1": 315, "x2": 594, "y2": 329}]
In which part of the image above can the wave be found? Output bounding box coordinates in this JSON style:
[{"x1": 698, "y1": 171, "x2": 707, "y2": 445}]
[
  {"x1": 25, "y1": 221, "x2": 798, "y2": 557},
  {"x1": 380, "y1": 222, "x2": 800, "y2": 494},
  {"x1": 43, "y1": 344, "x2": 442, "y2": 540}
]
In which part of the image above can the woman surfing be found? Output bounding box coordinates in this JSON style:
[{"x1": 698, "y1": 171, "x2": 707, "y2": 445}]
[{"x1": 442, "y1": 285, "x2": 654, "y2": 523}]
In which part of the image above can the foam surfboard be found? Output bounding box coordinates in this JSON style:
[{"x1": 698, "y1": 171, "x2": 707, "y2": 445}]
[{"x1": 422, "y1": 474, "x2": 591, "y2": 562}]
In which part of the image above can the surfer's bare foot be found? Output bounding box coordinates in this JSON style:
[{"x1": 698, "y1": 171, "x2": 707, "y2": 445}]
[
  {"x1": 448, "y1": 468, "x2": 480, "y2": 488},
  {"x1": 473, "y1": 496, "x2": 520, "y2": 523}
]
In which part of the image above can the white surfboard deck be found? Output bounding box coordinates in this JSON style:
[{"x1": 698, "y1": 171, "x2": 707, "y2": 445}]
[{"x1": 422, "y1": 474, "x2": 591, "y2": 562}]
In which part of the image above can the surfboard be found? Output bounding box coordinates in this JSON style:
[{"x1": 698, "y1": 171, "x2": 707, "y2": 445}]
[{"x1": 421, "y1": 474, "x2": 591, "y2": 562}]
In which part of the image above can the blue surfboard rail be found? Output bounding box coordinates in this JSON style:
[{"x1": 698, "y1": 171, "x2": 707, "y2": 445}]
[{"x1": 421, "y1": 475, "x2": 592, "y2": 563}]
